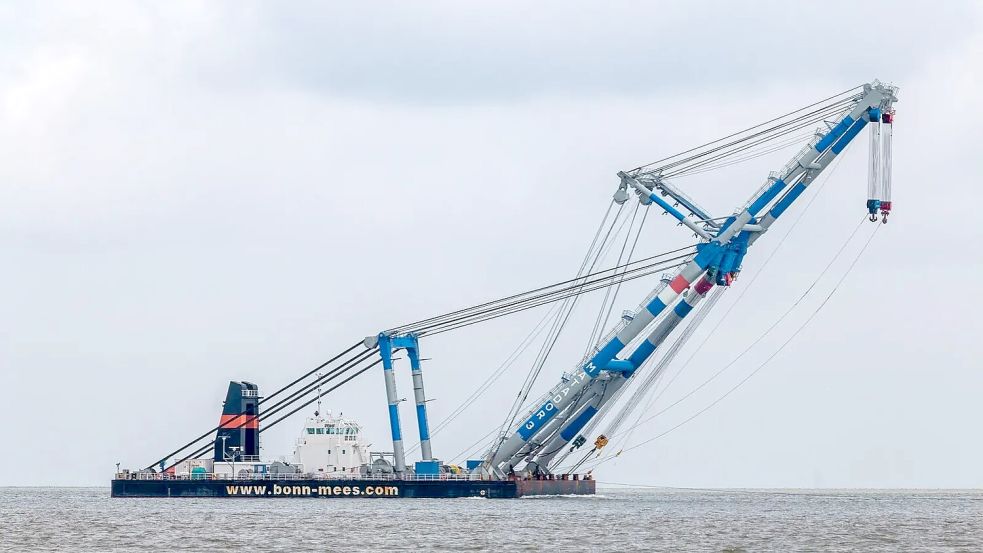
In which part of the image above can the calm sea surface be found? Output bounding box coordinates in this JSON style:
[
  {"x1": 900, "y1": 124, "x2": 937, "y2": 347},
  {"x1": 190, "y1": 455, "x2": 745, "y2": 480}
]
[{"x1": 1, "y1": 487, "x2": 980, "y2": 552}]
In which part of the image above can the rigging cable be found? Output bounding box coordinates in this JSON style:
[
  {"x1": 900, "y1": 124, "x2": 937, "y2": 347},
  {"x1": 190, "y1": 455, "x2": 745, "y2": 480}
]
[
  {"x1": 623, "y1": 149, "x2": 851, "y2": 437},
  {"x1": 494, "y1": 201, "x2": 628, "y2": 456},
  {"x1": 658, "y1": 100, "x2": 854, "y2": 178},
  {"x1": 407, "y1": 227, "x2": 683, "y2": 454},
  {"x1": 612, "y1": 216, "x2": 866, "y2": 440},
  {"x1": 559, "y1": 154, "x2": 854, "y2": 474},
  {"x1": 397, "y1": 93, "x2": 857, "y2": 339},
  {"x1": 555, "y1": 286, "x2": 728, "y2": 471},
  {"x1": 421, "y1": 254, "x2": 694, "y2": 336},
  {"x1": 390, "y1": 200, "x2": 617, "y2": 334},
  {"x1": 404, "y1": 301, "x2": 564, "y2": 455},
  {"x1": 584, "y1": 202, "x2": 643, "y2": 356},
  {"x1": 597, "y1": 204, "x2": 651, "y2": 338},
  {"x1": 146, "y1": 341, "x2": 362, "y2": 469},
  {"x1": 394, "y1": 247, "x2": 697, "y2": 335},
  {"x1": 581, "y1": 221, "x2": 880, "y2": 473},
  {"x1": 447, "y1": 387, "x2": 556, "y2": 465},
  {"x1": 627, "y1": 86, "x2": 861, "y2": 173},
  {"x1": 260, "y1": 342, "x2": 361, "y2": 404},
  {"x1": 151, "y1": 240, "x2": 696, "y2": 469},
  {"x1": 161, "y1": 348, "x2": 380, "y2": 470},
  {"x1": 667, "y1": 132, "x2": 817, "y2": 178}
]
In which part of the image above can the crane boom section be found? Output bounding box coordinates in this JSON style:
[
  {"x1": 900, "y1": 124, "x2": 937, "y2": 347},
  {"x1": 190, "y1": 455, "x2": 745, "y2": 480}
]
[{"x1": 483, "y1": 81, "x2": 897, "y2": 476}]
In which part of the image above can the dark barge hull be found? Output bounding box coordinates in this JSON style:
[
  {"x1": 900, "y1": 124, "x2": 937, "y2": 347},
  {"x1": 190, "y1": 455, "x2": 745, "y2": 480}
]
[{"x1": 111, "y1": 478, "x2": 594, "y2": 499}]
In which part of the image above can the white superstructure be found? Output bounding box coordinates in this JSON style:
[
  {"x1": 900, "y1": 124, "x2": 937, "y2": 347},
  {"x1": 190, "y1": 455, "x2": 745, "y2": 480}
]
[{"x1": 293, "y1": 411, "x2": 370, "y2": 476}]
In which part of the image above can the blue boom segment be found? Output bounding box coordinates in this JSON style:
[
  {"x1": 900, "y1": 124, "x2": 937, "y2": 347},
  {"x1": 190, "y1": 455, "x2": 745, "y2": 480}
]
[
  {"x1": 483, "y1": 81, "x2": 897, "y2": 477},
  {"x1": 512, "y1": 242, "x2": 724, "y2": 443}
]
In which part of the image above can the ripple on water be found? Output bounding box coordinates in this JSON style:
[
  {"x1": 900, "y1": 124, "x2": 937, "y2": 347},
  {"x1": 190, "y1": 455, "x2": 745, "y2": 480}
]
[{"x1": 1, "y1": 488, "x2": 981, "y2": 552}]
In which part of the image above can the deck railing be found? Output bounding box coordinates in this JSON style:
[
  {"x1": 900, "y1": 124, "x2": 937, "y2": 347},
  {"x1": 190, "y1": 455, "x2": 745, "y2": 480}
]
[
  {"x1": 114, "y1": 471, "x2": 592, "y2": 482},
  {"x1": 118, "y1": 472, "x2": 486, "y2": 482}
]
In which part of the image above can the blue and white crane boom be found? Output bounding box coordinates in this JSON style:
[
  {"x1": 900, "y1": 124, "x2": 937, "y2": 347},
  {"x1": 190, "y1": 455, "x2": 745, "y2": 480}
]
[
  {"x1": 148, "y1": 82, "x2": 898, "y2": 482},
  {"x1": 481, "y1": 81, "x2": 897, "y2": 477}
]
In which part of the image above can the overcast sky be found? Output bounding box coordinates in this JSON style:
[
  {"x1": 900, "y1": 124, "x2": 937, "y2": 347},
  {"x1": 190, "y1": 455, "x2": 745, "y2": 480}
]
[{"x1": 2, "y1": 1, "x2": 981, "y2": 488}]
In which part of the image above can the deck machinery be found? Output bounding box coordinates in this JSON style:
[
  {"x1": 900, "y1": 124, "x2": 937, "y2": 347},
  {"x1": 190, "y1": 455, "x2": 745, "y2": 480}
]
[{"x1": 114, "y1": 80, "x2": 897, "y2": 498}]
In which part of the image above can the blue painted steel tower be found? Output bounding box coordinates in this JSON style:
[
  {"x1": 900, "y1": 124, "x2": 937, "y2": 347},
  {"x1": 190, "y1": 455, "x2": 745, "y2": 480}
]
[{"x1": 370, "y1": 332, "x2": 434, "y2": 475}]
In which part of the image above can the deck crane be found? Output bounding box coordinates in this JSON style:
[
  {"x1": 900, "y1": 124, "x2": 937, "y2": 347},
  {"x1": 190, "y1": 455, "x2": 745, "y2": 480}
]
[
  {"x1": 477, "y1": 80, "x2": 898, "y2": 479},
  {"x1": 140, "y1": 81, "x2": 897, "y2": 487}
]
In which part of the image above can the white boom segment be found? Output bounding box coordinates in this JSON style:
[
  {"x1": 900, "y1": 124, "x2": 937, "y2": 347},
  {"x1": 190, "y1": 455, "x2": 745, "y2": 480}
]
[{"x1": 480, "y1": 81, "x2": 898, "y2": 478}]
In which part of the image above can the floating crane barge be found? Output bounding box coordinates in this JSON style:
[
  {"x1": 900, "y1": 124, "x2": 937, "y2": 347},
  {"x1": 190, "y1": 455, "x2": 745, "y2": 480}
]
[{"x1": 113, "y1": 81, "x2": 897, "y2": 498}]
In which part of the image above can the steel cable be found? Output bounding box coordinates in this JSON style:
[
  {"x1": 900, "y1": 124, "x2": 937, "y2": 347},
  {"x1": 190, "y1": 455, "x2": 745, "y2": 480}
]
[
  {"x1": 578, "y1": 221, "x2": 880, "y2": 474},
  {"x1": 627, "y1": 86, "x2": 862, "y2": 173}
]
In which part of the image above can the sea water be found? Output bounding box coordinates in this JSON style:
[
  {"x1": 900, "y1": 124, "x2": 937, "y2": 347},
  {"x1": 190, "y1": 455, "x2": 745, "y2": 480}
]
[{"x1": 1, "y1": 487, "x2": 980, "y2": 551}]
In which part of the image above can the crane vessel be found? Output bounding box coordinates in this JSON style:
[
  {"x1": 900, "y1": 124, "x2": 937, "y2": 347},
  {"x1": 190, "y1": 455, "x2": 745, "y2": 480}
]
[{"x1": 113, "y1": 81, "x2": 897, "y2": 498}]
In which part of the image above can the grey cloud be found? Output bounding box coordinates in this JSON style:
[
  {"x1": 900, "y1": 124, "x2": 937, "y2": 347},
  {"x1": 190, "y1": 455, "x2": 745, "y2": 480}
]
[{"x1": 182, "y1": 1, "x2": 978, "y2": 103}]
